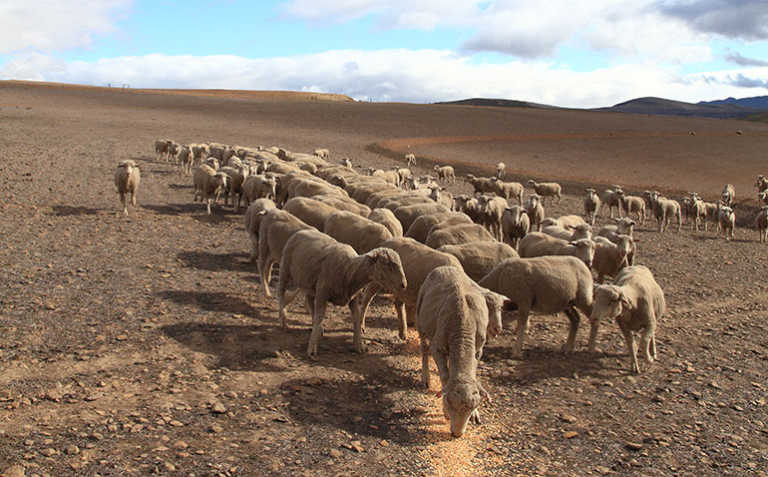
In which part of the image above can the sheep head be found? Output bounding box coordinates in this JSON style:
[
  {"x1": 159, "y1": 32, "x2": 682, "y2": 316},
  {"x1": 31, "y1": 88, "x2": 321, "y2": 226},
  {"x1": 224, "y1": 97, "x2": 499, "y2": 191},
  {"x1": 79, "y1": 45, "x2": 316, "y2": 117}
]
[
  {"x1": 364, "y1": 248, "x2": 407, "y2": 293},
  {"x1": 481, "y1": 290, "x2": 507, "y2": 338},
  {"x1": 570, "y1": 239, "x2": 595, "y2": 268},
  {"x1": 590, "y1": 285, "x2": 631, "y2": 327},
  {"x1": 443, "y1": 381, "x2": 483, "y2": 438}
]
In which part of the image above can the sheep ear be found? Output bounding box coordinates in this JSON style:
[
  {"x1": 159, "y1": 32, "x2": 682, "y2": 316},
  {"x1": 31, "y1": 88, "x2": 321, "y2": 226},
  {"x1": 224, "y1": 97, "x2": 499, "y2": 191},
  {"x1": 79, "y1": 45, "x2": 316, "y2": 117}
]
[{"x1": 619, "y1": 292, "x2": 633, "y2": 308}]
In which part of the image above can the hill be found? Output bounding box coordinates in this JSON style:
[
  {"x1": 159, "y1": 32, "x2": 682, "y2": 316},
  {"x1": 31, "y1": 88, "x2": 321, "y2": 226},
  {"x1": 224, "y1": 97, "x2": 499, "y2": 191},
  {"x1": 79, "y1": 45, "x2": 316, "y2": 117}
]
[
  {"x1": 435, "y1": 97, "x2": 557, "y2": 109},
  {"x1": 699, "y1": 95, "x2": 768, "y2": 110},
  {"x1": 593, "y1": 96, "x2": 758, "y2": 119}
]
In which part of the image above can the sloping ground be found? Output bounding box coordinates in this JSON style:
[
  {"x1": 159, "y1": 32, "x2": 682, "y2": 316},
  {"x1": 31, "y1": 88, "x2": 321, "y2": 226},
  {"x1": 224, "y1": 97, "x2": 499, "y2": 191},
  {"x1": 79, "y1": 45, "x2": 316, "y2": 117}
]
[{"x1": 0, "y1": 83, "x2": 766, "y2": 476}]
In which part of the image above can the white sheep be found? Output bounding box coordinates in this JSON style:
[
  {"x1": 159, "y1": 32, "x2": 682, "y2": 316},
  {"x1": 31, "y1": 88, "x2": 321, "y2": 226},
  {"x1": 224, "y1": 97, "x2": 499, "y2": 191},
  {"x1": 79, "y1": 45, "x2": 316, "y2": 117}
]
[
  {"x1": 475, "y1": 195, "x2": 507, "y2": 240},
  {"x1": 114, "y1": 160, "x2": 141, "y2": 215},
  {"x1": 341, "y1": 157, "x2": 352, "y2": 169},
  {"x1": 313, "y1": 148, "x2": 330, "y2": 159},
  {"x1": 524, "y1": 194, "x2": 544, "y2": 232},
  {"x1": 718, "y1": 205, "x2": 735, "y2": 240},
  {"x1": 257, "y1": 209, "x2": 314, "y2": 298},
  {"x1": 518, "y1": 232, "x2": 595, "y2": 268},
  {"x1": 601, "y1": 187, "x2": 624, "y2": 218},
  {"x1": 192, "y1": 165, "x2": 228, "y2": 215},
  {"x1": 394, "y1": 203, "x2": 450, "y2": 231},
  {"x1": 541, "y1": 223, "x2": 591, "y2": 242},
  {"x1": 278, "y1": 229, "x2": 407, "y2": 359},
  {"x1": 323, "y1": 211, "x2": 393, "y2": 254},
  {"x1": 465, "y1": 174, "x2": 495, "y2": 194},
  {"x1": 721, "y1": 183, "x2": 735, "y2": 207},
  {"x1": 244, "y1": 198, "x2": 276, "y2": 262},
  {"x1": 416, "y1": 266, "x2": 506, "y2": 437},
  {"x1": 592, "y1": 235, "x2": 632, "y2": 283},
  {"x1": 405, "y1": 153, "x2": 416, "y2": 168},
  {"x1": 617, "y1": 190, "x2": 646, "y2": 224},
  {"x1": 434, "y1": 165, "x2": 456, "y2": 184},
  {"x1": 488, "y1": 178, "x2": 524, "y2": 205},
  {"x1": 242, "y1": 174, "x2": 277, "y2": 204},
  {"x1": 428, "y1": 185, "x2": 454, "y2": 211},
  {"x1": 283, "y1": 196, "x2": 341, "y2": 231},
  {"x1": 368, "y1": 208, "x2": 403, "y2": 237},
  {"x1": 438, "y1": 241, "x2": 519, "y2": 282},
  {"x1": 495, "y1": 162, "x2": 506, "y2": 179},
  {"x1": 589, "y1": 266, "x2": 665, "y2": 374},
  {"x1": 541, "y1": 214, "x2": 588, "y2": 230},
  {"x1": 405, "y1": 212, "x2": 470, "y2": 243},
  {"x1": 650, "y1": 192, "x2": 682, "y2": 233},
  {"x1": 526, "y1": 180, "x2": 561, "y2": 204},
  {"x1": 584, "y1": 188, "x2": 601, "y2": 225},
  {"x1": 597, "y1": 217, "x2": 636, "y2": 241},
  {"x1": 755, "y1": 206, "x2": 768, "y2": 243},
  {"x1": 425, "y1": 223, "x2": 496, "y2": 249},
  {"x1": 479, "y1": 256, "x2": 594, "y2": 357},
  {"x1": 501, "y1": 206, "x2": 530, "y2": 250}
]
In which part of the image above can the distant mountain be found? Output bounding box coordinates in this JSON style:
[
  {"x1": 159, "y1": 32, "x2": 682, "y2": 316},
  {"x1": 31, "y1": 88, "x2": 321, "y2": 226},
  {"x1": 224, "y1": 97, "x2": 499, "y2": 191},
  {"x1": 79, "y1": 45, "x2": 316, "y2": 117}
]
[
  {"x1": 699, "y1": 95, "x2": 768, "y2": 110},
  {"x1": 435, "y1": 97, "x2": 558, "y2": 109},
  {"x1": 594, "y1": 96, "x2": 759, "y2": 119}
]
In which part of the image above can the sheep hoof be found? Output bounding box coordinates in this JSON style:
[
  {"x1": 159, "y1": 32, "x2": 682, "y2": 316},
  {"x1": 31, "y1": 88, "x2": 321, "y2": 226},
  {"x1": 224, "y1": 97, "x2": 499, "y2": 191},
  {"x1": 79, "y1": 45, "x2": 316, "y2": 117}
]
[{"x1": 470, "y1": 410, "x2": 481, "y2": 425}]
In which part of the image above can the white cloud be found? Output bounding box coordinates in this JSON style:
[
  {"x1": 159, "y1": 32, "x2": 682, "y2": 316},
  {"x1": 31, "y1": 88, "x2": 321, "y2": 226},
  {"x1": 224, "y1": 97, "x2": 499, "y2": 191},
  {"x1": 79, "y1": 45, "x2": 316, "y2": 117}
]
[
  {"x1": 3, "y1": 49, "x2": 767, "y2": 108},
  {"x1": 0, "y1": 0, "x2": 130, "y2": 54}
]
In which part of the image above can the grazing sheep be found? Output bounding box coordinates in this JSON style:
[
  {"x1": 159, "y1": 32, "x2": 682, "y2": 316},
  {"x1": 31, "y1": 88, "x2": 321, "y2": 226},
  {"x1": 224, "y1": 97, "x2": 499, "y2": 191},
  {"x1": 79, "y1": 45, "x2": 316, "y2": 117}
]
[
  {"x1": 718, "y1": 205, "x2": 735, "y2": 241},
  {"x1": 193, "y1": 165, "x2": 229, "y2": 215},
  {"x1": 518, "y1": 232, "x2": 595, "y2": 268},
  {"x1": 478, "y1": 256, "x2": 594, "y2": 357},
  {"x1": 541, "y1": 214, "x2": 589, "y2": 230},
  {"x1": 278, "y1": 229, "x2": 407, "y2": 358},
  {"x1": 476, "y1": 195, "x2": 507, "y2": 240},
  {"x1": 501, "y1": 206, "x2": 530, "y2": 250},
  {"x1": 589, "y1": 266, "x2": 664, "y2": 374},
  {"x1": 394, "y1": 203, "x2": 450, "y2": 231},
  {"x1": 601, "y1": 187, "x2": 624, "y2": 218},
  {"x1": 438, "y1": 241, "x2": 519, "y2": 282},
  {"x1": 465, "y1": 174, "x2": 495, "y2": 194},
  {"x1": 242, "y1": 174, "x2": 277, "y2": 204},
  {"x1": 584, "y1": 188, "x2": 601, "y2": 225},
  {"x1": 526, "y1": 180, "x2": 561, "y2": 204},
  {"x1": 313, "y1": 195, "x2": 371, "y2": 217},
  {"x1": 721, "y1": 184, "x2": 735, "y2": 207},
  {"x1": 257, "y1": 209, "x2": 314, "y2": 298},
  {"x1": 405, "y1": 212, "x2": 471, "y2": 243},
  {"x1": 426, "y1": 223, "x2": 496, "y2": 249},
  {"x1": 416, "y1": 266, "x2": 506, "y2": 437},
  {"x1": 405, "y1": 153, "x2": 416, "y2": 167},
  {"x1": 368, "y1": 208, "x2": 403, "y2": 237},
  {"x1": 617, "y1": 190, "x2": 646, "y2": 224},
  {"x1": 244, "y1": 198, "x2": 277, "y2": 262},
  {"x1": 541, "y1": 223, "x2": 592, "y2": 242},
  {"x1": 495, "y1": 162, "x2": 506, "y2": 179},
  {"x1": 114, "y1": 160, "x2": 141, "y2": 215},
  {"x1": 434, "y1": 165, "x2": 456, "y2": 183},
  {"x1": 754, "y1": 206, "x2": 768, "y2": 243},
  {"x1": 356, "y1": 237, "x2": 462, "y2": 339},
  {"x1": 592, "y1": 235, "x2": 632, "y2": 283},
  {"x1": 489, "y1": 178, "x2": 524, "y2": 205},
  {"x1": 313, "y1": 148, "x2": 330, "y2": 159},
  {"x1": 283, "y1": 196, "x2": 340, "y2": 231},
  {"x1": 323, "y1": 211, "x2": 393, "y2": 254},
  {"x1": 651, "y1": 192, "x2": 682, "y2": 233},
  {"x1": 524, "y1": 194, "x2": 545, "y2": 232}
]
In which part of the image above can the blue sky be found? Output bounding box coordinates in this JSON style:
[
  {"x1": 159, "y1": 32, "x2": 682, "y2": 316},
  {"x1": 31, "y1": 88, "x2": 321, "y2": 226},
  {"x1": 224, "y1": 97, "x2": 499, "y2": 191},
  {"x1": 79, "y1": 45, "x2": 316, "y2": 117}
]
[{"x1": 2, "y1": 0, "x2": 768, "y2": 107}]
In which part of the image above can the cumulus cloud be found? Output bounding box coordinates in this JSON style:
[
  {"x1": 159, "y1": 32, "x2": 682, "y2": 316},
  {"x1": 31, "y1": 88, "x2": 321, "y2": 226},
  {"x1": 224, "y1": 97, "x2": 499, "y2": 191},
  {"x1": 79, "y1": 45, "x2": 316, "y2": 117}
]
[
  {"x1": 0, "y1": 0, "x2": 131, "y2": 54},
  {"x1": 3, "y1": 49, "x2": 767, "y2": 108},
  {"x1": 725, "y1": 51, "x2": 768, "y2": 67},
  {"x1": 657, "y1": 0, "x2": 768, "y2": 40}
]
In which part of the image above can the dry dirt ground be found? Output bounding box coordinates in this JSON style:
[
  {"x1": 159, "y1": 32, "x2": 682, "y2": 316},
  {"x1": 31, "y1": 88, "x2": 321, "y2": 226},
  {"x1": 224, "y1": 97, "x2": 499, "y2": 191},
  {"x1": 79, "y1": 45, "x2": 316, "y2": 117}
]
[{"x1": 0, "y1": 81, "x2": 767, "y2": 476}]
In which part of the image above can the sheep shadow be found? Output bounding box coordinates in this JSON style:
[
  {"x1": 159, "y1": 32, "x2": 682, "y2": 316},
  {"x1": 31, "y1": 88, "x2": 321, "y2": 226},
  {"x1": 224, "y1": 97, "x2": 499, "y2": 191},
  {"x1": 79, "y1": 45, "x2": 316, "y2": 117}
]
[
  {"x1": 483, "y1": 345, "x2": 615, "y2": 386},
  {"x1": 142, "y1": 203, "x2": 201, "y2": 215},
  {"x1": 177, "y1": 250, "x2": 252, "y2": 273},
  {"x1": 50, "y1": 205, "x2": 101, "y2": 216},
  {"x1": 169, "y1": 183, "x2": 193, "y2": 190},
  {"x1": 157, "y1": 290, "x2": 260, "y2": 316}
]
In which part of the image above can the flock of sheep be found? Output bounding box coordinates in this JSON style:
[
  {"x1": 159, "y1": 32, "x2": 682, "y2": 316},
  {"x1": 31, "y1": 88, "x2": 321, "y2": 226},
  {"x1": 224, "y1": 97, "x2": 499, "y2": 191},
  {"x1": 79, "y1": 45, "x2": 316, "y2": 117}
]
[{"x1": 110, "y1": 138, "x2": 762, "y2": 438}]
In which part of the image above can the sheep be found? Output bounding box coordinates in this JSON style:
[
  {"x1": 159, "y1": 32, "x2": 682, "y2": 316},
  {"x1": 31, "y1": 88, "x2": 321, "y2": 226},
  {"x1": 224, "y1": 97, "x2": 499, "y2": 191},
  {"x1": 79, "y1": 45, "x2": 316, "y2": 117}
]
[
  {"x1": 650, "y1": 192, "x2": 682, "y2": 233},
  {"x1": 756, "y1": 175, "x2": 768, "y2": 193},
  {"x1": 501, "y1": 206, "x2": 529, "y2": 250},
  {"x1": 721, "y1": 183, "x2": 735, "y2": 207},
  {"x1": 589, "y1": 266, "x2": 665, "y2": 374},
  {"x1": 405, "y1": 212, "x2": 471, "y2": 243},
  {"x1": 242, "y1": 174, "x2": 277, "y2": 204},
  {"x1": 616, "y1": 190, "x2": 646, "y2": 224},
  {"x1": 495, "y1": 162, "x2": 506, "y2": 179},
  {"x1": 465, "y1": 174, "x2": 495, "y2": 194},
  {"x1": 192, "y1": 165, "x2": 229, "y2": 215},
  {"x1": 219, "y1": 165, "x2": 249, "y2": 212},
  {"x1": 393, "y1": 167, "x2": 413, "y2": 187},
  {"x1": 426, "y1": 223, "x2": 496, "y2": 249},
  {"x1": 394, "y1": 203, "x2": 450, "y2": 231},
  {"x1": 592, "y1": 235, "x2": 632, "y2": 283},
  {"x1": 524, "y1": 194, "x2": 545, "y2": 232},
  {"x1": 526, "y1": 180, "x2": 561, "y2": 204},
  {"x1": 542, "y1": 214, "x2": 589, "y2": 230},
  {"x1": 341, "y1": 157, "x2": 352, "y2": 169},
  {"x1": 759, "y1": 190, "x2": 768, "y2": 205},
  {"x1": 601, "y1": 187, "x2": 624, "y2": 218},
  {"x1": 456, "y1": 195, "x2": 483, "y2": 223},
  {"x1": 296, "y1": 161, "x2": 318, "y2": 174},
  {"x1": 355, "y1": 237, "x2": 462, "y2": 340},
  {"x1": 475, "y1": 195, "x2": 507, "y2": 240},
  {"x1": 154, "y1": 139, "x2": 171, "y2": 160},
  {"x1": 755, "y1": 206, "x2": 768, "y2": 243},
  {"x1": 584, "y1": 188, "x2": 601, "y2": 225},
  {"x1": 416, "y1": 266, "x2": 507, "y2": 437},
  {"x1": 257, "y1": 209, "x2": 314, "y2": 298},
  {"x1": 518, "y1": 232, "x2": 595, "y2": 268},
  {"x1": 311, "y1": 195, "x2": 371, "y2": 217},
  {"x1": 114, "y1": 160, "x2": 141, "y2": 215},
  {"x1": 371, "y1": 169, "x2": 401, "y2": 187},
  {"x1": 283, "y1": 196, "x2": 340, "y2": 231},
  {"x1": 478, "y1": 256, "x2": 594, "y2": 357},
  {"x1": 175, "y1": 145, "x2": 192, "y2": 175},
  {"x1": 438, "y1": 241, "x2": 519, "y2": 282},
  {"x1": 718, "y1": 205, "x2": 735, "y2": 241},
  {"x1": 323, "y1": 211, "x2": 393, "y2": 254},
  {"x1": 541, "y1": 223, "x2": 592, "y2": 242},
  {"x1": 405, "y1": 153, "x2": 416, "y2": 168},
  {"x1": 428, "y1": 186, "x2": 454, "y2": 211},
  {"x1": 204, "y1": 157, "x2": 220, "y2": 170},
  {"x1": 597, "y1": 217, "x2": 636, "y2": 241},
  {"x1": 689, "y1": 194, "x2": 707, "y2": 231},
  {"x1": 313, "y1": 148, "x2": 329, "y2": 159},
  {"x1": 244, "y1": 198, "x2": 276, "y2": 262},
  {"x1": 488, "y1": 178, "x2": 524, "y2": 205},
  {"x1": 278, "y1": 229, "x2": 407, "y2": 358},
  {"x1": 434, "y1": 165, "x2": 456, "y2": 183},
  {"x1": 368, "y1": 208, "x2": 403, "y2": 237}
]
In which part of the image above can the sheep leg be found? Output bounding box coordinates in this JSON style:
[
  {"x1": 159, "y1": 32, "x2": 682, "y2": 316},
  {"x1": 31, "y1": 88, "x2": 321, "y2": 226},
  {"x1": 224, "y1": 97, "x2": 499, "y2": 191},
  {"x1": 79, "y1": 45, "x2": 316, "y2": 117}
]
[
  {"x1": 512, "y1": 307, "x2": 531, "y2": 358},
  {"x1": 640, "y1": 325, "x2": 655, "y2": 365},
  {"x1": 306, "y1": 295, "x2": 328, "y2": 360},
  {"x1": 395, "y1": 300, "x2": 407, "y2": 340},
  {"x1": 130, "y1": 190, "x2": 137, "y2": 207},
  {"x1": 351, "y1": 297, "x2": 367, "y2": 354},
  {"x1": 432, "y1": 348, "x2": 450, "y2": 395},
  {"x1": 420, "y1": 336, "x2": 431, "y2": 389},
  {"x1": 119, "y1": 192, "x2": 127, "y2": 215},
  {"x1": 356, "y1": 285, "x2": 380, "y2": 335},
  {"x1": 587, "y1": 319, "x2": 600, "y2": 352},
  {"x1": 562, "y1": 307, "x2": 580, "y2": 353},
  {"x1": 618, "y1": 321, "x2": 640, "y2": 374},
  {"x1": 206, "y1": 197, "x2": 213, "y2": 215},
  {"x1": 258, "y1": 257, "x2": 274, "y2": 298}
]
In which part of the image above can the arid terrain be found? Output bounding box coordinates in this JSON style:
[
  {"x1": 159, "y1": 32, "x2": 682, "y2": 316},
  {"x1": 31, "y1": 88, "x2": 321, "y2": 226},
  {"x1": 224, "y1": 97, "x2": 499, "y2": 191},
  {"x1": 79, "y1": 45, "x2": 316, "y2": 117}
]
[{"x1": 0, "y1": 81, "x2": 767, "y2": 476}]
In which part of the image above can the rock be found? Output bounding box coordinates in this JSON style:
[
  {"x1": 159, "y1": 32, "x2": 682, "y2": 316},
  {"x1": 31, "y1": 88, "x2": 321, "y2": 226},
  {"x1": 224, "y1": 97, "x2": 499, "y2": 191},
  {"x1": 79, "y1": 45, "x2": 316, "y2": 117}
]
[
  {"x1": 64, "y1": 445, "x2": 79, "y2": 455},
  {"x1": 329, "y1": 449, "x2": 342, "y2": 458},
  {"x1": 163, "y1": 462, "x2": 176, "y2": 471},
  {"x1": 625, "y1": 442, "x2": 643, "y2": 451},
  {"x1": 40, "y1": 448, "x2": 56, "y2": 457},
  {"x1": 560, "y1": 414, "x2": 578, "y2": 424},
  {"x1": 209, "y1": 424, "x2": 223, "y2": 433},
  {"x1": 168, "y1": 420, "x2": 184, "y2": 427},
  {"x1": 173, "y1": 440, "x2": 188, "y2": 450},
  {"x1": 350, "y1": 440, "x2": 364, "y2": 452},
  {"x1": 2, "y1": 464, "x2": 26, "y2": 477},
  {"x1": 563, "y1": 431, "x2": 578, "y2": 439},
  {"x1": 211, "y1": 401, "x2": 227, "y2": 414}
]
